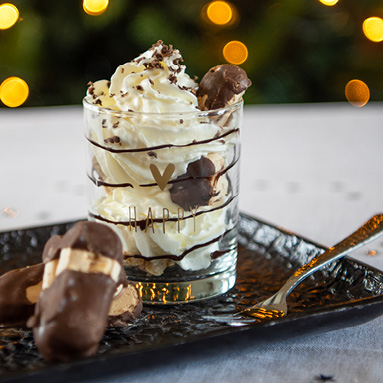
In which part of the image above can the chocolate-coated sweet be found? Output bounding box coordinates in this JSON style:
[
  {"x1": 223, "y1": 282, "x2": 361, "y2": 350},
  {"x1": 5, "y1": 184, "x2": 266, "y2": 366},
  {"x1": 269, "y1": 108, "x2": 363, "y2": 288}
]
[
  {"x1": 28, "y1": 221, "x2": 128, "y2": 362},
  {"x1": 170, "y1": 154, "x2": 226, "y2": 210},
  {"x1": 29, "y1": 271, "x2": 117, "y2": 361},
  {"x1": 42, "y1": 221, "x2": 123, "y2": 264},
  {"x1": 108, "y1": 279, "x2": 143, "y2": 327},
  {"x1": 197, "y1": 64, "x2": 251, "y2": 110},
  {"x1": 0, "y1": 263, "x2": 44, "y2": 327},
  {"x1": 0, "y1": 266, "x2": 142, "y2": 329}
]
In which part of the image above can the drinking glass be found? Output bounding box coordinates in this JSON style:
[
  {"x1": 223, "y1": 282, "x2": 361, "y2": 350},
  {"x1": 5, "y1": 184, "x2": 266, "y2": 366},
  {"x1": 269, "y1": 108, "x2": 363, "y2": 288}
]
[{"x1": 83, "y1": 99, "x2": 242, "y2": 303}]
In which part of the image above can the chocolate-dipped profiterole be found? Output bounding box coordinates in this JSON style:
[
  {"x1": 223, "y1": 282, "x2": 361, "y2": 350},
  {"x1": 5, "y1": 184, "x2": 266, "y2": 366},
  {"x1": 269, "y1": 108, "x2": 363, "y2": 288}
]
[
  {"x1": 108, "y1": 279, "x2": 143, "y2": 326},
  {"x1": 0, "y1": 263, "x2": 44, "y2": 327},
  {"x1": 0, "y1": 263, "x2": 142, "y2": 329},
  {"x1": 197, "y1": 64, "x2": 251, "y2": 111},
  {"x1": 27, "y1": 221, "x2": 133, "y2": 362},
  {"x1": 170, "y1": 153, "x2": 227, "y2": 210}
]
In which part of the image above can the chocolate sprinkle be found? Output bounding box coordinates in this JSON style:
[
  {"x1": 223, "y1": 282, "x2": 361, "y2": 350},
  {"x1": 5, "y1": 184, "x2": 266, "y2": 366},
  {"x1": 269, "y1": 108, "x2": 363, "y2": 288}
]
[
  {"x1": 104, "y1": 136, "x2": 121, "y2": 144},
  {"x1": 169, "y1": 75, "x2": 177, "y2": 84},
  {"x1": 144, "y1": 61, "x2": 164, "y2": 70}
]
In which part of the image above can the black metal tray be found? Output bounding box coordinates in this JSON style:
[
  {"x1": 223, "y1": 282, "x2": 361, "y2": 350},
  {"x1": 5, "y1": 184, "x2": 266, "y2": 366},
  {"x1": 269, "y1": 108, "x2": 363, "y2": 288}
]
[{"x1": 1, "y1": 213, "x2": 383, "y2": 383}]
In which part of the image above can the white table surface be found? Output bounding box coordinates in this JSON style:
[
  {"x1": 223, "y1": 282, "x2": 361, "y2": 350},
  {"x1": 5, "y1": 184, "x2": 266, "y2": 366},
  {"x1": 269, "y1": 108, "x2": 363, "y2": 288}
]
[{"x1": 1, "y1": 103, "x2": 383, "y2": 383}]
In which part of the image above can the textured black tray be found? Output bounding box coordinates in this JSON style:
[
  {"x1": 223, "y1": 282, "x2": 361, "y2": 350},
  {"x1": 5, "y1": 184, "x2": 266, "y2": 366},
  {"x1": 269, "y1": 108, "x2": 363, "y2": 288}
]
[{"x1": 1, "y1": 213, "x2": 383, "y2": 383}]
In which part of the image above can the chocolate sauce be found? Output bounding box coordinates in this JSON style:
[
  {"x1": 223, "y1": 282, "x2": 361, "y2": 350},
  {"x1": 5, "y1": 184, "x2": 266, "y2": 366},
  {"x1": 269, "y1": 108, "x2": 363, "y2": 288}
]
[
  {"x1": 87, "y1": 174, "x2": 134, "y2": 189},
  {"x1": 123, "y1": 227, "x2": 237, "y2": 262},
  {"x1": 88, "y1": 156, "x2": 239, "y2": 189},
  {"x1": 86, "y1": 128, "x2": 239, "y2": 154}
]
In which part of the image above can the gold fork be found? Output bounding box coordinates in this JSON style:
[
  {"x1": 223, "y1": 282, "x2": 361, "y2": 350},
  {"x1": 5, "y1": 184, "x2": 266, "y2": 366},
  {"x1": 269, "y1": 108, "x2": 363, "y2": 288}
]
[{"x1": 205, "y1": 214, "x2": 383, "y2": 325}]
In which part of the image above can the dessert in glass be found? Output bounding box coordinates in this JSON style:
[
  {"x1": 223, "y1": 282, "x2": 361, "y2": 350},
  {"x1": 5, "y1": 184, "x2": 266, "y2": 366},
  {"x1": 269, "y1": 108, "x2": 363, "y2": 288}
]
[{"x1": 83, "y1": 41, "x2": 251, "y2": 303}]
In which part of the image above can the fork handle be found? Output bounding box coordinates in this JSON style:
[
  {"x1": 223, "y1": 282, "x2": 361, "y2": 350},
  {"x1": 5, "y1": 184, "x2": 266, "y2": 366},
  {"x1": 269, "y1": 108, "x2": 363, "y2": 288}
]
[{"x1": 282, "y1": 214, "x2": 383, "y2": 297}]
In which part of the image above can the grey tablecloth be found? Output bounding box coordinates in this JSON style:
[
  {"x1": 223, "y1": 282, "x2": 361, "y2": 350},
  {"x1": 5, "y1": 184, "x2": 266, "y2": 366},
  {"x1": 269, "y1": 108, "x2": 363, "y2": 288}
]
[{"x1": 86, "y1": 314, "x2": 383, "y2": 383}]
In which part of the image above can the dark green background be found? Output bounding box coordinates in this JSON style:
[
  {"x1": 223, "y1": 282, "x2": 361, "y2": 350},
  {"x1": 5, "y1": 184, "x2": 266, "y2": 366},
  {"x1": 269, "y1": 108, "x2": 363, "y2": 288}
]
[{"x1": 1, "y1": 0, "x2": 382, "y2": 107}]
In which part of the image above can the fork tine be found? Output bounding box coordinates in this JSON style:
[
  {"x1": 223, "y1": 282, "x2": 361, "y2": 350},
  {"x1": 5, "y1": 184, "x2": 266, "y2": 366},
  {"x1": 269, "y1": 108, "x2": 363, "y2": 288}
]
[
  {"x1": 242, "y1": 307, "x2": 285, "y2": 320},
  {"x1": 202, "y1": 314, "x2": 257, "y2": 326}
]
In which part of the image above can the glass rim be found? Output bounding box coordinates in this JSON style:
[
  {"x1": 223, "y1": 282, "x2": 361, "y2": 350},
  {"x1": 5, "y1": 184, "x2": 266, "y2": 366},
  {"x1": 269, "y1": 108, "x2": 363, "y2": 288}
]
[{"x1": 82, "y1": 97, "x2": 243, "y2": 117}]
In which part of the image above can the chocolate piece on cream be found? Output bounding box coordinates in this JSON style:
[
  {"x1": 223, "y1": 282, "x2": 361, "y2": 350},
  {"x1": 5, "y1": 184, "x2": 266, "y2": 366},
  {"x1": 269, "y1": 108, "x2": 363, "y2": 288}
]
[
  {"x1": 28, "y1": 221, "x2": 126, "y2": 362},
  {"x1": 0, "y1": 263, "x2": 44, "y2": 327},
  {"x1": 197, "y1": 64, "x2": 251, "y2": 111},
  {"x1": 170, "y1": 153, "x2": 227, "y2": 210}
]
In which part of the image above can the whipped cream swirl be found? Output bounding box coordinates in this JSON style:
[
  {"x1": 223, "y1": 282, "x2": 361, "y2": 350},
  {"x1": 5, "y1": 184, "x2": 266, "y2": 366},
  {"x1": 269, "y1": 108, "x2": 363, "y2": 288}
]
[{"x1": 86, "y1": 41, "x2": 199, "y2": 113}]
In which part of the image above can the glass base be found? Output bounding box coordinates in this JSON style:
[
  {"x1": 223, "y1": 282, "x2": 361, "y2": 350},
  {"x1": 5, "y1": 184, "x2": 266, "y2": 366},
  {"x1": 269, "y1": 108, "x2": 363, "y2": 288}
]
[{"x1": 131, "y1": 263, "x2": 237, "y2": 304}]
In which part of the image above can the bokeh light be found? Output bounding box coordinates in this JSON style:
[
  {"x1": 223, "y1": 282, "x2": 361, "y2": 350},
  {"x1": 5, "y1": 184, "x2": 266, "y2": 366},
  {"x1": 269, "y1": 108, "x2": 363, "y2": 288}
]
[
  {"x1": 318, "y1": 0, "x2": 339, "y2": 6},
  {"x1": 223, "y1": 40, "x2": 248, "y2": 65},
  {"x1": 0, "y1": 77, "x2": 29, "y2": 108},
  {"x1": 207, "y1": 1, "x2": 233, "y2": 25},
  {"x1": 83, "y1": 0, "x2": 109, "y2": 16},
  {"x1": 363, "y1": 17, "x2": 383, "y2": 42},
  {"x1": 0, "y1": 3, "x2": 19, "y2": 30},
  {"x1": 345, "y1": 80, "x2": 370, "y2": 107}
]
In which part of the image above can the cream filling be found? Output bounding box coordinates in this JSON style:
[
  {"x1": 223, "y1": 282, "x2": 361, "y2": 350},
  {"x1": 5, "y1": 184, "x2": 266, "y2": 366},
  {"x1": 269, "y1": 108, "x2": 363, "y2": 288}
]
[{"x1": 42, "y1": 248, "x2": 121, "y2": 290}]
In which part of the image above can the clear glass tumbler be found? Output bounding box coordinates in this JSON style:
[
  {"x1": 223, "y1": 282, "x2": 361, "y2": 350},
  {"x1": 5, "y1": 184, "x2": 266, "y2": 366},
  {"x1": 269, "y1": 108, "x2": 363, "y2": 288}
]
[{"x1": 83, "y1": 98, "x2": 242, "y2": 303}]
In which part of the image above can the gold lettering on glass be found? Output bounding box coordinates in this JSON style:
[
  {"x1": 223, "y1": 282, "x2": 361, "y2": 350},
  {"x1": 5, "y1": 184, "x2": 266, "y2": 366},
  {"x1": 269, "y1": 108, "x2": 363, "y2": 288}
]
[
  {"x1": 177, "y1": 208, "x2": 184, "y2": 233},
  {"x1": 129, "y1": 206, "x2": 137, "y2": 232},
  {"x1": 190, "y1": 207, "x2": 198, "y2": 232},
  {"x1": 163, "y1": 208, "x2": 169, "y2": 234},
  {"x1": 145, "y1": 207, "x2": 155, "y2": 233}
]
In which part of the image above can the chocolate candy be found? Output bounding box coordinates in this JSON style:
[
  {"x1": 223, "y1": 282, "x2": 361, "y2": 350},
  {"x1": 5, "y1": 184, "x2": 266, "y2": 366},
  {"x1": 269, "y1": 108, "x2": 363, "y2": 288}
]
[
  {"x1": 0, "y1": 263, "x2": 142, "y2": 329},
  {"x1": 108, "y1": 279, "x2": 143, "y2": 326},
  {"x1": 170, "y1": 153, "x2": 227, "y2": 210},
  {"x1": 197, "y1": 64, "x2": 251, "y2": 111},
  {"x1": 0, "y1": 263, "x2": 44, "y2": 327},
  {"x1": 27, "y1": 221, "x2": 129, "y2": 362},
  {"x1": 29, "y1": 271, "x2": 117, "y2": 361}
]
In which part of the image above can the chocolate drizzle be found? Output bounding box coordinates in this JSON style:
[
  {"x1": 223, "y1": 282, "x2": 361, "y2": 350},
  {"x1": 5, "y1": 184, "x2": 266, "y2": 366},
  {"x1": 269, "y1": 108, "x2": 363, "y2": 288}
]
[
  {"x1": 124, "y1": 228, "x2": 237, "y2": 262},
  {"x1": 87, "y1": 174, "x2": 134, "y2": 189},
  {"x1": 87, "y1": 156, "x2": 239, "y2": 189},
  {"x1": 86, "y1": 128, "x2": 239, "y2": 154}
]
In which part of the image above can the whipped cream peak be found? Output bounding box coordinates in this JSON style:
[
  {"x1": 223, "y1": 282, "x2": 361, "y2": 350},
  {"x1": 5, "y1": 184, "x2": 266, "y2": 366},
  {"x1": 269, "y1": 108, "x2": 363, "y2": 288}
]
[{"x1": 87, "y1": 41, "x2": 199, "y2": 113}]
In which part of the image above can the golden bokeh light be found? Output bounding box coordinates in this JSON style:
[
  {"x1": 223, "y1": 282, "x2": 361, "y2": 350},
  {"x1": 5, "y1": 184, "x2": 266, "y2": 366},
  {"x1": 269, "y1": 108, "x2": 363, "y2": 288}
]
[
  {"x1": 0, "y1": 3, "x2": 19, "y2": 30},
  {"x1": 223, "y1": 40, "x2": 248, "y2": 65},
  {"x1": 83, "y1": 0, "x2": 109, "y2": 16},
  {"x1": 318, "y1": 0, "x2": 339, "y2": 6},
  {"x1": 345, "y1": 79, "x2": 370, "y2": 107},
  {"x1": 363, "y1": 17, "x2": 383, "y2": 42},
  {"x1": 207, "y1": 1, "x2": 233, "y2": 25},
  {"x1": 0, "y1": 77, "x2": 29, "y2": 108}
]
